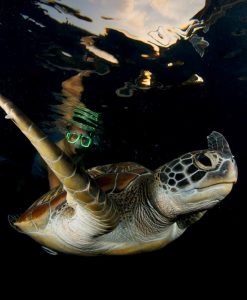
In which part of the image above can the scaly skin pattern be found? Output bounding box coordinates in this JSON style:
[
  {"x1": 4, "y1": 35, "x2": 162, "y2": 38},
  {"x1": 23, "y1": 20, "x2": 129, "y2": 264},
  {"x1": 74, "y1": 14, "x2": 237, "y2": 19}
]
[{"x1": 0, "y1": 95, "x2": 238, "y2": 255}]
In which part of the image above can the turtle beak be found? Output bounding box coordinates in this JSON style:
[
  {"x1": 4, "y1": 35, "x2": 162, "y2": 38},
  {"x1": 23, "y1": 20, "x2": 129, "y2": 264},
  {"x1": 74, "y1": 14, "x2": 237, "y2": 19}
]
[
  {"x1": 207, "y1": 131, "x2": 232, "y2": 157},
  {"x1": 207, "y1": 131, "x2": 238, "y2": 184}
]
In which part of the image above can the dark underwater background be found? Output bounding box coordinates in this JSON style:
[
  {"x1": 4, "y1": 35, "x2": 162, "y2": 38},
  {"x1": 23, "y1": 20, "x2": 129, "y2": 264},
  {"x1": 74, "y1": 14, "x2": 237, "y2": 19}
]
[{"x1": 0, "y1": 0, "x2": 246, "y2": 290}]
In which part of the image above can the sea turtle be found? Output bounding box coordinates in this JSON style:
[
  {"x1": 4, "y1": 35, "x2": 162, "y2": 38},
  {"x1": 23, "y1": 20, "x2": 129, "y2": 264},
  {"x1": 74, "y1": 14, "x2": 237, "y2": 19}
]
[{"x1": 0, "y1": 95, "x2": 238, "y2": 255}]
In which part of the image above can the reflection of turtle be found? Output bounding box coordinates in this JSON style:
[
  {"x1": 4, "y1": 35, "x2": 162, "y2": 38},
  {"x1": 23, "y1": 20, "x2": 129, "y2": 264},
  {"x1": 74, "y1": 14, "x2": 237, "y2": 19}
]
[{"x1": 0, "y1": 96, "x2": 238, "y2": 255}]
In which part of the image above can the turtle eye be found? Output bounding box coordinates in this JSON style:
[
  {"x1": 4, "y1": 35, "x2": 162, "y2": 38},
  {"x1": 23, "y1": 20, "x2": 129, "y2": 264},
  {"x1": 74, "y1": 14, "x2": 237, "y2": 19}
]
[{"x1": 194, "y1": 153, "x2": 215, "y2": 170}]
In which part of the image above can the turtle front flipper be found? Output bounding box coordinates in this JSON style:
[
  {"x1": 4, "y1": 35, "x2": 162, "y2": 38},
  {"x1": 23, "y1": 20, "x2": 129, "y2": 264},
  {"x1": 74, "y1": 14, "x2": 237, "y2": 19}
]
[{"x1": 0, "y1": 95, "x2": 118, "y2": 233}]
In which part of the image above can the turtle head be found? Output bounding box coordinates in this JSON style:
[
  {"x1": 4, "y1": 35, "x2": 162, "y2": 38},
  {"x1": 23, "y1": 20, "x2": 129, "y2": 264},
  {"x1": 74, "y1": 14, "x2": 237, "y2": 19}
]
[{"x1": 152, "y1": 132, "x2": 238, "y2": 219}]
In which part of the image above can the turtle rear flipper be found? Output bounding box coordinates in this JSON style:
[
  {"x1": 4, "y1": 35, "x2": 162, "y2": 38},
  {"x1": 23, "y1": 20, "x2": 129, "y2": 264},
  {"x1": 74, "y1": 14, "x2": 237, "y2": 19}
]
[{"x1": 0, "y1": 95, "x2": 119, "y2": 234}]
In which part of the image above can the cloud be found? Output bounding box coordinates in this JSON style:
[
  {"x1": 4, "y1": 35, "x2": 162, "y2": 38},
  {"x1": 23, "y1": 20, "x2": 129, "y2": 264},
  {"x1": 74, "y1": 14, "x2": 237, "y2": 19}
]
[
  {"x1": 47, "y1": 0, "x2": 207, "y2": 49},
  {"x1": 150, "y1": 0, "x2": 206, "y2": 25}
]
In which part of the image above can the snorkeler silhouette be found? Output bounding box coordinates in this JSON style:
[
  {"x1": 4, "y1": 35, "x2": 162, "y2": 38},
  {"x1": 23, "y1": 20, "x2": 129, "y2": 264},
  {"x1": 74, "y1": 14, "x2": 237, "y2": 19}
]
[{"x1": 33, "y1": 103, "x2": 103, "y2": 189}]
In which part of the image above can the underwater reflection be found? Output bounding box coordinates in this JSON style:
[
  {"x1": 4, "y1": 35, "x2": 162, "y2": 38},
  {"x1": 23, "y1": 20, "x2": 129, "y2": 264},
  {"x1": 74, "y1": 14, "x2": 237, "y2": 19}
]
[
  {"x1": 39, "y1": 0, "x2": 208, "y2": 53},
  {"x1": 116, "y1": 70, "x2": 165, "y2": 98},
  {"x1": 32, "y1": 0, "x2": 246, "y2": 102},
  {"x1": 81, "y1": 36, "x2": 119, "y2": 64},
  {"x1": 182, "y1": 74, "x2": 204, "y2": 86},
  {"x1": 37, "y1": 0, "x2": 246, "y2": 57},
  {"x1": 33, "y1": 0, "x2": 245, "y2": 55}
]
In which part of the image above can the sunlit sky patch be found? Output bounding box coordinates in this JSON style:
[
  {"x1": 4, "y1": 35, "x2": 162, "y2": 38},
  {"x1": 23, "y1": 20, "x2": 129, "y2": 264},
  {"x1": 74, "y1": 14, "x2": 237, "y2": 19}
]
[{"x1": 39, "y1": 0, "x2": 206, "y2": 49}]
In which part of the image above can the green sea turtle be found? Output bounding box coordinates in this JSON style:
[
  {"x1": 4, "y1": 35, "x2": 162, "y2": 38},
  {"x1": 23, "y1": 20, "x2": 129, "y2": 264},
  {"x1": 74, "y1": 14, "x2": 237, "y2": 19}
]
[{"x1": 0, "y1": 95, "x2": 238, "y2": 255}]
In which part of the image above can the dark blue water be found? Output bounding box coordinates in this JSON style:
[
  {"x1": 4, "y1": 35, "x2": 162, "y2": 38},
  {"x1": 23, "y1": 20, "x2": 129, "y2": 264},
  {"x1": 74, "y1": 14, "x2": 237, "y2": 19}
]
[{"x1": 0, "y1": 0, "x2": 246, "y2": 287}]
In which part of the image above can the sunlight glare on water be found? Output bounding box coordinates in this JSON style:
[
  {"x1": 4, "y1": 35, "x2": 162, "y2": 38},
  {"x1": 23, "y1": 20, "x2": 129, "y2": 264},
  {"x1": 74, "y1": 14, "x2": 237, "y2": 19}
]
[{"x1": 38, "y1": 0, "x2": 207, "y2": 52}]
